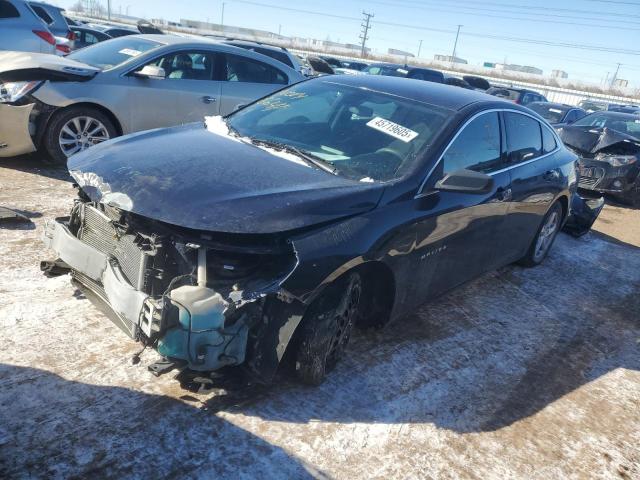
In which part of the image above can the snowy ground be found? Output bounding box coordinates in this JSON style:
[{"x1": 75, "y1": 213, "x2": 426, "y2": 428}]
[{"x1": 1, "y1": 156, "x2": 639, "y2": 480}]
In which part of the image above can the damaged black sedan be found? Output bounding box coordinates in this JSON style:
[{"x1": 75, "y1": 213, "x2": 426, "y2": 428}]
[
  {"x1": 42, "y1": 75, "x2": 595, "y2": 385},
  {"x1": 557, "y1": 112, "x2": 640, "y2": 207}
]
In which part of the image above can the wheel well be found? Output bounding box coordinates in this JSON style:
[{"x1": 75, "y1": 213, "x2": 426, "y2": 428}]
[
  {"x1": 349, "y1": 261, "x2": 396, "y2": 329},
  {"x1": 43, "y1": 102, "x2": 124, "y2": 140},
  {"x1": 557, "y1": 195, "x2": 569, "y2": 221}
]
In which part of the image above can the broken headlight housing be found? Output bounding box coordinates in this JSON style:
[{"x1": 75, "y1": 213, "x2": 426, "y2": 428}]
[
  {"x1": 0, "y1": 81, "x2": 43, "y2": 103},
  {"x1": 595, "y1": 154, "x2": 638, "y2": 167}
]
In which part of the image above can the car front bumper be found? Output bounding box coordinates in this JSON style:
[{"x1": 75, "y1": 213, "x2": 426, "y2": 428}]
[
  {"x1": 0, "y1": 103, "x2": 37, "y2": 157},
  {"x1": 577, "y1": 158, "x2": 640, "y2": 196},
  {"x1": 42, "y1": 216, "x2": 249, "y2": 372}
]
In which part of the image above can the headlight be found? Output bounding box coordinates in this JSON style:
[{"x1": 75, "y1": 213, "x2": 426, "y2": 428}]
[
  {"x1": 595, "y1": 154, "x2": 638, "y2": 167},
  {"x1": 0, "y1": 81, "x2": 42, "y2": 103}
]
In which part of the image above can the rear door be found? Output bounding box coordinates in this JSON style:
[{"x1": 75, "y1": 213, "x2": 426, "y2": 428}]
[
  {"x1": 501, "y1": 111, "x2": 565, "y2": 261},
  {"x1": 126, "y1": 49, "x2": 222, "y2": 131},
  {"x1": 217, "y1": 52, "x2": 289, "y2": 115},
  {"x1": 406, "y1": 111, "x2": 513, "y2": 304}
]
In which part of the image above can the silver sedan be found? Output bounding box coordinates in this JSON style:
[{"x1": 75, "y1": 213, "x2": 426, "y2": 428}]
[{"x1": 0, "y1": 34, "x2": 304, "y2": 162}]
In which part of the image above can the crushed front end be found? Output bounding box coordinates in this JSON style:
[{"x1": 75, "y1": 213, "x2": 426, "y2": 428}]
[{"x1": 42, "y1": 199, "x2": 301, "y2": 377}]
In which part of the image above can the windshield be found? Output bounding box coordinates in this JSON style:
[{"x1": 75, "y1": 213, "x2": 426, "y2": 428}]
[
  {"x1": 572, "y1": 113, "x2": 640, "y2": 139},
  {"x1": 364, "y1": 65, "x2": 406, "y2": 77},
  {"x1": 527, "y1": 104, "x2": 568, "y2": 123},
  {"x1": 67, "y1": 37, "x2": 161, "y2": 70},
  {"x1": 487, "y1": 87, "x2": 519, "y2": 101},
  {"x1": 227, "y1": 80, "x2": 450, "y2": 182},
  {"x1": 578, "y1": 101, "x2": 607, "y2": 113}
]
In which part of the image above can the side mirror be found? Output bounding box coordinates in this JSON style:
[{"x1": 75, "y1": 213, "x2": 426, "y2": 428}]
[
  {"x1": 435, "y1": 169, "x2": 494, "y2": 194},
  {"x1": 133, "y1": 65, "x2": 166, "y2": 79}
]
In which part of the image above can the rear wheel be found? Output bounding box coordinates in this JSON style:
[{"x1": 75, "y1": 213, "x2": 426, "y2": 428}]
[
  {"x1": 43, "y1": 106, "x2": 117, "y2": 164},
  {"x1": 294, "y1": 273, "x2": 362, "y2": 385},
  {"x1": 519, "y1": 202, "x2": 563, "y2": 267}
]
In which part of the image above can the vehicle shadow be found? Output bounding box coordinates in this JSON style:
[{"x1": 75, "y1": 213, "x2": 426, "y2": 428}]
[
  {"x1": 0, "y1": 154, "x2": 70, "y2": 181},
  {"x1": 208, "y1": 233, "x2": 640, "y2": 433},
  {"x1": 0, "y1": 364, "x2": 323, "y2": 480}
]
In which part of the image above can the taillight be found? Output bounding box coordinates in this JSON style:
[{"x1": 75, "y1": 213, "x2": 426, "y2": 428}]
[
  {"x1": 33, "y1": 30, "x2": 55, "y2": 46},
  {"x1": 56, "y1": 44, "x2": 71, "y2": 55},
  {"x1": 66, "y1": 31, "x2": 76, "y2": 41}
]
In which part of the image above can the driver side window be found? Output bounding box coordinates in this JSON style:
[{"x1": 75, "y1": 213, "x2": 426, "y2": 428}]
[{"x1": 441, "y1": 112, "x2": 502, "y2": 175}]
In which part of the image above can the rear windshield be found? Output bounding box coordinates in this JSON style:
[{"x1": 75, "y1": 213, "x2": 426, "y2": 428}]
[
  {"x1": 67, "y1": 36, "x2": 161, "y2": 70},
  {"x1": 572, "y1": 113, "x2": 640, "y2": 139},
  {"x1": 487, "y1": 87, "x2": 520, "y2": 101},
  {"x1": 527, "y1": 103, "x2": 569, "y2": 124},
  {"x1": 364, "y1": 65, "x2": 405, "y2": 77}
]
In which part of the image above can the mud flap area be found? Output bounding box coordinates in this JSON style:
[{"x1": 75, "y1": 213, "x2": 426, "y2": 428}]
[{"x1": 563, "y1": 192, "x2": 605, "y2": 237}]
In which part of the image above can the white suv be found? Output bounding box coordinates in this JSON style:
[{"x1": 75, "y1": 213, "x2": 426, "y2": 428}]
[{"x1": 0, "y1": 0, "x2": 56, "y2": 54}]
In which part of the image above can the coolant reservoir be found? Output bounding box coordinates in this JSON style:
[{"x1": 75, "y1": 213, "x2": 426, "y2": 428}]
[{"x1": 157, "y1": 285, "x2": 229, "y2": 369}]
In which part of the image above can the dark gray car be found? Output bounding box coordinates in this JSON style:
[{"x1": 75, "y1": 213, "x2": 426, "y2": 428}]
[{"x1": 0, "y1": 34, "x2": 304, "y2": 162}]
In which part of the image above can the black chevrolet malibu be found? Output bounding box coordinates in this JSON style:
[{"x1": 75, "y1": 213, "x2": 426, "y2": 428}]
[{"x1": 43, "y1": 75, "x2": 582, "y2": 385}]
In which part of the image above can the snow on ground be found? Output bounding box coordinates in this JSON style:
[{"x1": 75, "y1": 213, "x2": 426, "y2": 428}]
[{"x1": 0, "y1": 157, "x2": 639, "y2": 479}]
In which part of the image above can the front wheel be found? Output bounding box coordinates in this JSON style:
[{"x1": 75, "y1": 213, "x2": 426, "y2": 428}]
[
  {"x1": 43, "y1": 106, "x2": 117, "y2": 164},
  {"x1": 519, "y1": 202, "x2": 563, "y2": 267},
  {"x1": 293, "y1": 273, "x2": 362, "y2": 385}
]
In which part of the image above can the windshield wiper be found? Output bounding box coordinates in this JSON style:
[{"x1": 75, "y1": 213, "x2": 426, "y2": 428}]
[{"x1": 249, "y1": 138, "x2": 338, "y2": 175}]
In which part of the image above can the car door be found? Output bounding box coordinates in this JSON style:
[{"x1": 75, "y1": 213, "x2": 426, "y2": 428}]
[
  {"x1": 404, "y1": 111, "x2": 513, "y2": 305},
  {"x1": 218, "y1": 52, "x2": 289, "y2": 115},
  {"x1": 500, "y1": 111, "x2": 565, "y2": 262},
  {"x1": 126, "y1": 49, "x2": 222, "y2": 132}
]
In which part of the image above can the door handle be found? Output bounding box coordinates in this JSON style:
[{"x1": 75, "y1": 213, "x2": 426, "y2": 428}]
[
  {"x1": 543, "y1": 170, "x2": 560, "y2": 181},
  {"x1": 496, "y1": 187, "x2": 512, "y2": 202},
  {"x1": 202, "y1": 96, "x2": 217, "y2": 104}
]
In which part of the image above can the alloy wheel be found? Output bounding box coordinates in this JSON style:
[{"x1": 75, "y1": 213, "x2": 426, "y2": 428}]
[
  {"x1": 533, "y1": 210, "x2": 560, "y2": 262},
  {"x1": 58, "y1": 116, "x2": 110, "y2": 158}
]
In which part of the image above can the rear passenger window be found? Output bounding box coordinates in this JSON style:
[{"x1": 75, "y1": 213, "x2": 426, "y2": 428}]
[
  {"x1": 225, "y1": 54, "x2": 288, "y2": 84},
  {"x1": 542, "y1": 125, "x2": 557, "y2": 154},
  {"x1": 147, "y1": 51, "x2": 216, "y2": 81},
  {"x1": 442, "y1": 112, "x2": 502, "y2": 174},
  {"x1": 505, "y1": 112, "x2": 542, "y2": 164},
  {"x1": 0, "y1": 1, "x2": 20, "y2": 18},
  {"x1": 31, "y1": 5, "x2": 53, "y2": 24}
]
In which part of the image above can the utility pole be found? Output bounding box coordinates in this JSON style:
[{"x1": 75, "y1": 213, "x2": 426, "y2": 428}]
[
  {"x1": 417, "y1": 39, "x2": 423, "y2": 58},
  {"x1": 221, "y1": 2, "x2": 225, "y2": 30},
  {"x1": 359, "y1": 11, "x2": 374, "y2": 58},
  {"x1": 278, "y1": 24, "x2": 282, "y2": 36},
  {"x1": 451, "y1": 24, "x2": 462, "y2": 61},
  {"x1": 107, "y1": 0, "x2": 111, "y2": 20},
  {"x1": 610, "y1": 63, "x2": 622, "y2": 89}
]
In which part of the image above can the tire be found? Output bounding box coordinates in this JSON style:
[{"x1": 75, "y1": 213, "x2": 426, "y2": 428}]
[
  {"x1": 519, "y1": 202, "x2": 563, "y2": 267},
  {"x1": 294, "y1": 273, "x2": 362, "y2": 386},
  {"x1": 43, "y1": 106, "x2": 117, "y2": 165}
]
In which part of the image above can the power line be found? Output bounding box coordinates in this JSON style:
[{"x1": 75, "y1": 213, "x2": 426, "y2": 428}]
[
  {"x1": 231, "y1": 0, "x2": 640, "y2": 56},
  {"x1": 360, "y1": 11, "x2": 374, "y2": 57}
]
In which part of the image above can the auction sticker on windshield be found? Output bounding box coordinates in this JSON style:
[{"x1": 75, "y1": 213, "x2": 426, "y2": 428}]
[
  {"x1": 118, "y1": 49, "x2": 142, "y2": 57},
  {"x1": 367, "y1": 117, "x2": 418, "y2": 143}
]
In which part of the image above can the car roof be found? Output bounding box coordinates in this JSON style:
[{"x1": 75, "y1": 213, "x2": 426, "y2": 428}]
[
  {"x1": 528, "y1": 101, "x2": 574, "y2": 110},
  {"x1": 316, "y1": 74, "x2": 513, "y2": 111},
  {"x1": 584, "y1": 111, "x2": 640, "y2": 120},
  {"x1": 224, "y1": 39, "x2": 288, "y2": 52}
]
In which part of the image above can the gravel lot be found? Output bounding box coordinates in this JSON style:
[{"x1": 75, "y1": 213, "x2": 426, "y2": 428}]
[{"x1": 1, "y1": 156, "x2": 638, "y2": 480}]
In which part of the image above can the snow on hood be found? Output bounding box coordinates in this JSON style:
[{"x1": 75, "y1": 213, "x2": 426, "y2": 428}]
[{"x1": 205, "y1": 116, "x2": 309, "y2": 168}]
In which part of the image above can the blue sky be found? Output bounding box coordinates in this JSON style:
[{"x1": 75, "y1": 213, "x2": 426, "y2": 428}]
[{"x1": 54, "y1": 0, "x2": 640, "y2": 87}]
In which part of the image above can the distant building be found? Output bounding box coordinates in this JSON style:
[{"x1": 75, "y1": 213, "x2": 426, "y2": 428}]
[
  {"x1": 552, "y1": 70, "x2": 568, "y2": 79},
  {"x1": 484, "y1": 62, "x2": 543, "y2": 75},
  {"x1": 388, "y1": 48, "x2": 415, "y2": 58},
  {"x1": 614, "y1": 79, "x2": 629, "y2": 88},
  {"x1": 180, "y1": 19, "x2": 283, "y2": 40},
  {"x1": 434, "y1": 54, "x2": 467, "y2": 64}
]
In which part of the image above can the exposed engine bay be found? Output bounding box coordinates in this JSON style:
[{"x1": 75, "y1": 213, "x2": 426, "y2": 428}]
[{"x1": 43, "y1": 197, "x2": 302, "y2": 379}]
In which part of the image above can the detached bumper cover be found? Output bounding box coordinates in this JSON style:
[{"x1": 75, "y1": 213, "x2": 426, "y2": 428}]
[
  {"x1": 0, "y1": 103, "x2": 37, "y2": 157},
  {"x1": 563, "y1": 193, "x2": 605, "y2": 237},
  {"x1": 43, "y1": 219, "x2": 147, "y2": 335}
]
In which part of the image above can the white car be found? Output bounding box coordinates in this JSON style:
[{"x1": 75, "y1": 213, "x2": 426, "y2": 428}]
[{"x1": 0, "y1": 0, "x2": 56, "y2": 54}]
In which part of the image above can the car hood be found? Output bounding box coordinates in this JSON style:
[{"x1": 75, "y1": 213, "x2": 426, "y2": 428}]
[
  {"x1": 68, "y1": 123, "x2": 385, "y2": 234},
  {"x1": 557, "y1": 125, "x2": 640, "y2": 155},
  {"x1": 0, "y1": 51, "x2": 100, "y2": 82}
]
